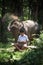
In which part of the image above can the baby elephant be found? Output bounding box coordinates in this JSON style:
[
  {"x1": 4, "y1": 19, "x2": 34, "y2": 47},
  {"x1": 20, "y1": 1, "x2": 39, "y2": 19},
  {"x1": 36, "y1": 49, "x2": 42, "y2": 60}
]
[{"x1": 8, "y1": 20, "x2": 40, "y2": 42}]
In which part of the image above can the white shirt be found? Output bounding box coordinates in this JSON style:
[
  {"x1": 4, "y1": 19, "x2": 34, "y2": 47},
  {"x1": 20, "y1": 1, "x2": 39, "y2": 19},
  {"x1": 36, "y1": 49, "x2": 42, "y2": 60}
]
[{"x1": 17, "y1": 34, "x2": 29, "y2": 42}]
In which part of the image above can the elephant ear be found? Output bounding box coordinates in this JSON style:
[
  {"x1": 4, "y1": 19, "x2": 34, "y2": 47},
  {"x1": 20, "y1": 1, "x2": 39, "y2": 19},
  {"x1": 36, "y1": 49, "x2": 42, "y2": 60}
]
[{"x1": 34, "y1": 22, "x2": 39, "y2": 30}]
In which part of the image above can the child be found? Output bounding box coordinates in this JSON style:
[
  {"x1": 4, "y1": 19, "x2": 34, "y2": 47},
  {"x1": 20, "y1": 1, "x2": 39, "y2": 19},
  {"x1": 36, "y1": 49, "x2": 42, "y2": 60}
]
[{"x1": 14, "y1": 27, "x2": 29, "y2": 51}]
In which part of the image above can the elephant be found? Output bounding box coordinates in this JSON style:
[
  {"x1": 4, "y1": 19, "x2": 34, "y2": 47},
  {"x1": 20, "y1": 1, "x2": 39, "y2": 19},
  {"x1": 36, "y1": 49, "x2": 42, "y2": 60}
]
[{"x1": 7, "y1": 19, "x2": 40, "y2": 42}]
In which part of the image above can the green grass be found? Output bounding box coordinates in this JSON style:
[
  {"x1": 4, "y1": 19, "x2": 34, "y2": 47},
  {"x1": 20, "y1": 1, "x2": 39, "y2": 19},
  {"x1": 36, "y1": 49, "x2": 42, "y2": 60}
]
[{"x1": 0, "y1": 42, "x2": 29, "y2": 62}]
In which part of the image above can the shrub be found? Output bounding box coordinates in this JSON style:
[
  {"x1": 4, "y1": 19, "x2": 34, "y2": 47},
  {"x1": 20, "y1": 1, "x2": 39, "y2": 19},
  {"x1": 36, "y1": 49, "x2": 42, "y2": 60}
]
[
  {"x1": 31, "y1": 31, "x2": 43, "y2": 48},
  {"x1": 18, "y1": 48, "x2": 43, "y2": 65}
]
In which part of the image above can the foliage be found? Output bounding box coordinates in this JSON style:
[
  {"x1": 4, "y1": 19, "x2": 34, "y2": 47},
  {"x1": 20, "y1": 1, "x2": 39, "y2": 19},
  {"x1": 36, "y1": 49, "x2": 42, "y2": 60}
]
[
  {"x1": 0, "y1": 42, "x2": 28, "y2": 62},
  {"x1": 0, "y1": 43, "x2": 43, "y2": 65},
  {"x1": 18, "y1": 48, "x2": 43, "y2": 65},
  {"x1": 31, "y1": 31, "x2": 43, "y2": 48}
]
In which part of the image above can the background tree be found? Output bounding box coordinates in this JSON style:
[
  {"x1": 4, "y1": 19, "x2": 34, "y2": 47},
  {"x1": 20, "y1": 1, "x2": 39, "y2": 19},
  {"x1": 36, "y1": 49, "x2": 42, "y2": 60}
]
[{"x1": 28, "y1": 0, "x2": 43, "y2": 29}]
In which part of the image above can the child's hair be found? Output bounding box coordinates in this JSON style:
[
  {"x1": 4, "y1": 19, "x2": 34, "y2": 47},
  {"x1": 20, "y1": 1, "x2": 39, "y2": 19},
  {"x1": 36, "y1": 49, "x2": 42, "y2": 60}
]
[{"x1": 20, "y1": 27, "x2": 25, "y2": 33}]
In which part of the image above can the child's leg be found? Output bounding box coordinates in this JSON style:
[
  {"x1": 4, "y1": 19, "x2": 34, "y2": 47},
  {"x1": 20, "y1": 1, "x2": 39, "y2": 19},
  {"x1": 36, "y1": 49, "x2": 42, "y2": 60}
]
[
  {"x1": 14, "y1": 43, "x2": 23, "y2": 51},
  {"x1": 22, "y1": 44, "x2": 28, "y2": 50}
]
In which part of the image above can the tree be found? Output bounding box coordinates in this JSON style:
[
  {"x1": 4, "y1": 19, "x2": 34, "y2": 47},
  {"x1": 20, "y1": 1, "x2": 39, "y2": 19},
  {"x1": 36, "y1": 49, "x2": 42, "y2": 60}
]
[{"x1": 28, "y1": 0, "x2": 43, "y2": 29}]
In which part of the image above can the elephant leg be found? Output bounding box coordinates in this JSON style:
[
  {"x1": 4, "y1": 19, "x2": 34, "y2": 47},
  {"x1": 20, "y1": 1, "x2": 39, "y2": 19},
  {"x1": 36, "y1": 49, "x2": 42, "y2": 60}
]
[
  {"x1": 15, "y1": 36, "x2": 18, "y2": 43},
  {"x1": 12, "y1": 29, "x2": 19, "y2": 43}
]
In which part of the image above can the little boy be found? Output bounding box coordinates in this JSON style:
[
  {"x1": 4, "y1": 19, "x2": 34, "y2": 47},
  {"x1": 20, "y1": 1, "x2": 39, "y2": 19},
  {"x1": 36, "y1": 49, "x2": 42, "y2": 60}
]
[{"x1": 15, "y1": 27, "x2": 29, "y2": 51}]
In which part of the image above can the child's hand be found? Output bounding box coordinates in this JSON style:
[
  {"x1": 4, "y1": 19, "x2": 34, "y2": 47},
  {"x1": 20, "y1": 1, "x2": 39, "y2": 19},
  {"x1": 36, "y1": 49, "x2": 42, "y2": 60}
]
[{"x1": 20, "y1": 41, "x2": 26, "y2": 44}]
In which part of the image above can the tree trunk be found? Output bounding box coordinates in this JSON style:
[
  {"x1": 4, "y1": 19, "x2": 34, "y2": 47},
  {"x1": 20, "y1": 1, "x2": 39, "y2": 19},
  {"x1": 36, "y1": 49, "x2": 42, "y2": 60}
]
[
  {"x1": 12, "y1": 0, "x2": 23, "y2": 16},
  {"x1": 31, "y1": 1, "x2": 38, "y2": 21},
  {"x1": 2, "y1": 0, "x2": 6, "y2": 17},
  {"x1": 1, "y1": 0, "x2": 7, "y2": 43}
]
